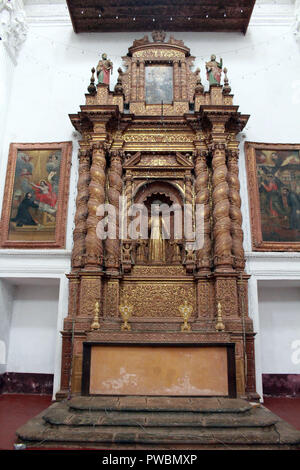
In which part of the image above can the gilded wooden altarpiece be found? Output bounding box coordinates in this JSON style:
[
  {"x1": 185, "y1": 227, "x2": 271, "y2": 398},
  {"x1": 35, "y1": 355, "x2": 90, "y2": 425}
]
[{"x1": 58, "y1": 33, "x2": 258, "y2": 402}]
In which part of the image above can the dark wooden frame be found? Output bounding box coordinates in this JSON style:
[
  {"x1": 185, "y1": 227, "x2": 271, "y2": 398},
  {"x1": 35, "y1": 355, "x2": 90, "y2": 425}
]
[
  {"x1": 0, "y1": 142, "x2": 72, "y2": 249},
  {"x1": 81, "y1": 342, "x2": 237, "y2": 398},
  {"x1": 245, "y1": 141, "x2": 300, "y2": 251}
]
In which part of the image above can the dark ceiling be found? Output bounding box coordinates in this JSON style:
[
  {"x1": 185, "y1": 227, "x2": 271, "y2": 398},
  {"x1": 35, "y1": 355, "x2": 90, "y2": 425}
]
[{"x1": 66, "y1": 1, "x2": 256, "y2": 34}]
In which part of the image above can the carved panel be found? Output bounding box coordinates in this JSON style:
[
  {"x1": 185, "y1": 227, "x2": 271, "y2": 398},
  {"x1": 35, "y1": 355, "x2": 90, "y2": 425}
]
[
  {"x1": 120, "y1": 281, "x2": 196, "y2": 318},
  {"x1": 79, "y1": 275, "x2": 102, "y2": 318},
  {"x1": 104, "y1": 279, "x2": 120, "y2": 318},
  {"x1": 197, "y1": 280, "x2": 215, "y2": 318},
  {"x1": 215, "y1": 278, "x2": 238, "y2": 317},
  {"x1": 130, "y1": 265, "x2": 186, "y2": 277}
]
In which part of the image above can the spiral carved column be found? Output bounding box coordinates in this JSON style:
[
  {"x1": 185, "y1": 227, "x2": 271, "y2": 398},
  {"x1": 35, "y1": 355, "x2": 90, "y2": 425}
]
[
  {"x1": 184, "y1": 171, "x2": 193, "y2": 206},
  {"x1": 194, "y1": 150, "x2": 212, "y2": 272},
  {"x1": 105, "y1": 150, "x2": 123, "y2": 273},
  {"x1": 227, "y1": 149, "x2": 245, "y2": 270},
  {"x1": 85, "y1": 142, "x2": 106, "y2": 269},
  {"x1": 124, "y1": 171, "x2": 133, "y2": 237},
  {"x1": 211, "y1": 142, "x2": 233, "y2": 271},
  {"x1": 71, "y1": 148, "x2": 90, "y2": 270}
]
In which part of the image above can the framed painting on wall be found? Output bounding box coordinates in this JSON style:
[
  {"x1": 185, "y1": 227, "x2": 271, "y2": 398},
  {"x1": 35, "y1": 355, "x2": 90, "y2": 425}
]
[
  {"x1": 0, "y1": 142, "x2": 72, "y2": 248},
  {"x1": 245, "y1": 142, "x2": 300, "y2": 251}
]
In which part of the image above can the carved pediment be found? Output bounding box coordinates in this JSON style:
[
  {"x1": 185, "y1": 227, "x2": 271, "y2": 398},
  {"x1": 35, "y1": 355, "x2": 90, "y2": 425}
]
[{"x1": 123, "y1": 152, "x2": 194, "y2": 169}]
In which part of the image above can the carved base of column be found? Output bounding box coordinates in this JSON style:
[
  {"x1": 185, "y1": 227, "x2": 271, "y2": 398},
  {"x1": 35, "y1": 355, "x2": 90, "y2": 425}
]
[{"x1": 78, "y1": 272, "x2": 103, "y2": 319}]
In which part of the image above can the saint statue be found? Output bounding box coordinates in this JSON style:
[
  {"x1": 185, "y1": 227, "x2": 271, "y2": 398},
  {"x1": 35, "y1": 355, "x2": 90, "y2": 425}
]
[
  {"x1": 148, "y1": 201, "x2": 169, "y2": 263},
  {"x1": 96, "y1": 53, "x2": 113, "y2": 85},
  {"x1": 205, "y1": 54, "x2": 223, "y2": 86}
]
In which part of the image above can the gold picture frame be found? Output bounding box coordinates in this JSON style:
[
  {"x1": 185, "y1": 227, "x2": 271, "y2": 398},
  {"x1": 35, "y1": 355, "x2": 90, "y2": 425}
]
[
  {"x1": 0, "y1": 142, "x2": 72, "y2": 248},
  {"x1": 245, "y1": 141, "x2": 300, "y2": 251}
]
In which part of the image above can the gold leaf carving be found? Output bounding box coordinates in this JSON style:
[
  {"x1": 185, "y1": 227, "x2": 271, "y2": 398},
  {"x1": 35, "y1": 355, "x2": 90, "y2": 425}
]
[{"x1": 120, "y1": 282, "x2": 196, "y2": 318}]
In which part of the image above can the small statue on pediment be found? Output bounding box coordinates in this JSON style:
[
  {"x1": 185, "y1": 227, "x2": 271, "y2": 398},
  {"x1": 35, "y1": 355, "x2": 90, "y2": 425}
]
[
  {"x1": 96, "y1": 53, "x2": 113, "y2": 85},
  {"x1": 168, "y1": 36, "x2": 184, "y2": 47},
  {"x1": 133, "y1": 35, "x2": 150, "y2": 47},
  {"x1": 205, "y1": 54, "x2": 223, "y2": 86},
  {"x1": 152, "y1": 30, "x2": 166, "y2": 43}
]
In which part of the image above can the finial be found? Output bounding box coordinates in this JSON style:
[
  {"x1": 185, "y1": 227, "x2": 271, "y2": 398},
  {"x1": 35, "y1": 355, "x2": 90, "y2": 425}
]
[
  {"x1": 114, "y1": 76, "x2": 124, "y2": 95},
  {"x1": 215, "y1": 302, "x2": 225, "y2": 332},
  {"x1": 223, "y1": 67, "x2": 231, "y2": 95},
  {"x1": 152, "y1": 31, "x2": 166, "y2": 43},
  {"x1": 179, "y1": 300, "x2": 192, "y2": 332},
  {"x1": 119, "y1": 300, "x2": 133, "y2": 331},
  {"x1": 91, "y1": 301, "x2": 100, "y2": 330},
  {"x1": 87, "y1": 67, "x2": 97, "y2": 95},
  {"x1": 195, "y1": 75, "x2": 204, "y2": 94}
]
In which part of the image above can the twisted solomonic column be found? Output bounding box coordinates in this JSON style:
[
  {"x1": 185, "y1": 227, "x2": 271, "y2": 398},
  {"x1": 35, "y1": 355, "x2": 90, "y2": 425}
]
[
  {"x1": 211, "y1": 142, "x2": 233, "y2": 271},
  {"x1": 85, "y1": 142, "x2": 107, "y2": 268},
  {"x1": 71, "y1": 149, "x2": 90, "y2": 270},
  {"x1": 105, "y1": 150, "x2": 123, "y2": 273},
  {"x1": 227, "y1": 149, "x2": 245, "y2": 270},
  {"x1": 194, "y1": 150, "x2": 212, "y2": 272},
  {"x1": 124, "y1": 171, "x2": 133, "y2": 237},
  {"x1": 184, "y1": 171, "x2": 193, "y2": 207}
]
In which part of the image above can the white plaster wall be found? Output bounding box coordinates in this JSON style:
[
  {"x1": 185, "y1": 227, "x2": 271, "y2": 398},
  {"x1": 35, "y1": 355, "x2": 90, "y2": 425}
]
[
  {"x1": 258, "y1": 280, "x2": 300, "y2": 374},
  {"x1": 0, "y1": 45, "x2": 15, "y2": 159},
  {"x1": 0, "y1": 1, "x2": 299, "y2": 398},
  {"x1": 6, "y1": 281, "x2": 59, "y2": 374},
  {"x1": 0, "y1": 280, "x2": 15, "y2": 374}
]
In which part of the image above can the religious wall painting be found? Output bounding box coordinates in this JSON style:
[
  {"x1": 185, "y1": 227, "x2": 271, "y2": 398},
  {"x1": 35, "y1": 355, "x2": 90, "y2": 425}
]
[
  {"x1": 245, "y1": 142, "x2": 300, "y2": 251},
  {"x1": 0, "y1": 142, "x2": 72, "y2": 248},
  {"x1": 145, "y1": 65, "x2": 173, "y2": 104}
]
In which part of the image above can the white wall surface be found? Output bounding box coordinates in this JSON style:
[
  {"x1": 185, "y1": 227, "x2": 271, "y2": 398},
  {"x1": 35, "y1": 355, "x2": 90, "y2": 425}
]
[
  {"x1": 0, "y1": 280, "x2": 15, "y2": 374},
  {"x1": 258, "y1": 280, "x2": 300, "y2": 374},
  {"x1": 6, "y1": 281, "x2": 59, "y2": 374}
]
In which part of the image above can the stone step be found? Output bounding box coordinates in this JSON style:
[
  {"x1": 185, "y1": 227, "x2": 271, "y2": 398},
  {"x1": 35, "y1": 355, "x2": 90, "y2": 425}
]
[
  {"x1": 68, "y1": 396, "x2": 252, "y2": 413},
  {"x1": 15, "y1": 397, "x2": 300, "y2": 450},
  {"x1": 43, "y1": 401, "x2": 277, "y2": 428},
  {"x1": 16, "y1": 413, "x2": 300, "y2": 449}
]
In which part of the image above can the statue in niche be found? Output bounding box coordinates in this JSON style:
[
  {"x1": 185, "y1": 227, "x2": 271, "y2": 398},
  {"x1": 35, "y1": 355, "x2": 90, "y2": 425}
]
[
  {"x1": 170, "y1": 239, "x2": 182, "y2": 263},
  {"x1": 148, "y1": 200, "x2": 169, "y2": 263},
  {"x1": 205, "y1": 54, "x2": 223, "y2": 86},
  {"x1": 96, "y1": 53, "x2": 113, "y2": 85},
  {"x1": 136, "y1": 237, "x2": 148, "y2": 264}
]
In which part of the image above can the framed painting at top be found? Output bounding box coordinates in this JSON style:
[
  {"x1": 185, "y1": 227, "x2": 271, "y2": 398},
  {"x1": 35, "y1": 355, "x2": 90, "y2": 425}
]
[
  {"x1": 245, "y1": 142, "x2": 300, "y2": 251},
  {"x1": 0, "y1": 142, "x2": 72, "y2": 249}
]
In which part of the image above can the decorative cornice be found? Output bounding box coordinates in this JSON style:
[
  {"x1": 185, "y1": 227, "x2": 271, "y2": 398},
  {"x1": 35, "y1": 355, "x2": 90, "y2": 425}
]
[
  {"x1": 24, "y1": 3, "x2": 71, "y2": 26},
  {"x1": 294, "y1": 0, "x2": 300, "y2": 40},
  {"x1": 250, "y1": 3, "x2": 296, "y2": 28},
  {"x1": 0, "y1": 0, "x2": 28, "y2": 63}
]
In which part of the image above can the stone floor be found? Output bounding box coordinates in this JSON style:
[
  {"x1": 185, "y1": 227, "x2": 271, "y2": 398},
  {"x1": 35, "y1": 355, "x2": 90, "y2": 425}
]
[{"x1": 13, "y1": 396, "x2": 300, "y2": 450}]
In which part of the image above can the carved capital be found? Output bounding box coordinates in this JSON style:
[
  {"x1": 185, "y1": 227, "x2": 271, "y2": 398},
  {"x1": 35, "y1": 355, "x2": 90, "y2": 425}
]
[{"x1": 0, "y1": 0, "x2": 28, "y2": 63}]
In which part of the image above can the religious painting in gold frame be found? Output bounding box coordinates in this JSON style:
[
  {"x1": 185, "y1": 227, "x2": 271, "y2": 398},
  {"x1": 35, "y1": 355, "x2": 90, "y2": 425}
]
[
  {"x1": 0, "y1": 142, "x2": 72, "y2": 248},
  {"x1": 245, "y1": 142, "x2": 300, "y2": 251},
  {"x1": 145, "y1": 64, "x2": 173, "y2": 104}
]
